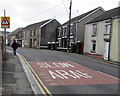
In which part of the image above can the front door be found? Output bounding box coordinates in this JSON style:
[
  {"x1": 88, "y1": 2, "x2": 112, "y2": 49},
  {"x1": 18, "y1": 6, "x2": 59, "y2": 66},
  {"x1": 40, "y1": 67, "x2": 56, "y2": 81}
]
[
  {"x1": 104, "y1": 42, "x2": 109, "y2": 60},
  {"x1": 62, "y1": 38, "x2": 67, "y2": 48},
  {"x1": 30, "y1": 39, "x2": 32, "y2": 48}
]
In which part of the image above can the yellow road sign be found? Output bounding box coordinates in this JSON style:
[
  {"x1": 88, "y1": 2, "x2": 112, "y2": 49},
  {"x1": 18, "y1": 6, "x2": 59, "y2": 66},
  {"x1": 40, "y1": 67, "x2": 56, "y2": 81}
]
[{"x1": 1, "y1": 17, "x2": 10, "y2": 28}]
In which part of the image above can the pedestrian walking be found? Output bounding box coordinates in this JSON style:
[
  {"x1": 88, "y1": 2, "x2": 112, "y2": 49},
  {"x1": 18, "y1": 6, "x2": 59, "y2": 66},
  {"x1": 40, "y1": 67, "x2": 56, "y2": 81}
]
[{"x1": 11, "y1": 40, "x2": 18, "y2": 55}]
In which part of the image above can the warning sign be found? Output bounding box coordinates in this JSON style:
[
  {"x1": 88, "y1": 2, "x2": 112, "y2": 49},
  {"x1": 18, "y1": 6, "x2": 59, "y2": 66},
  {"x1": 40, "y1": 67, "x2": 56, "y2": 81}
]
[{"x1": 1, "y1": 17, "x2": 10, "y2": 28}]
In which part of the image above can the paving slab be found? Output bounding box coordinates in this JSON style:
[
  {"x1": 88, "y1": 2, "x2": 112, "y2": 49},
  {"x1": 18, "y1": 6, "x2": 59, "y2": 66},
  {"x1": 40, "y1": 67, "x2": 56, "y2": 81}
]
[{"x1": 2, "y1": 52, "x2": 34, "y2": 95}]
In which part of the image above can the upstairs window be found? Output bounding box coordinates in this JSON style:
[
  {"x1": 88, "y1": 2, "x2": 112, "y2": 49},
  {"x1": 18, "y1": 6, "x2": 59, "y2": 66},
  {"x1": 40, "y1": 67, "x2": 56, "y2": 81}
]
[
  {"x1": 63, "y1": 28, "x2": 65, "y2": 35},
  {"x1": 34, "y1": 29, "x2": 37, "y2": 36},
  {"x1": 70, "y1": 25, "x2": 73, "y2": 35},
  {"x1": 65, "y1": 27, "x2": 68, "y2": 35},
  {"x1": 30, "y1": 30, "x2": 33, "y2": 36},
  {"x1": 58, "y1": 28, "x2": 61, "y2": 36},
  {"x1": 105, "y1": 22, "x2": 111, "y2": 35},
  {"x1": 92, "y1": 24, "x2": 97, "y2": 36},
  {"x1": 24, "y1": 31, "x2": 28, "y2": 37},
  {"x1": 58, "y1": 28, "x2": 62, "y2": 36}
]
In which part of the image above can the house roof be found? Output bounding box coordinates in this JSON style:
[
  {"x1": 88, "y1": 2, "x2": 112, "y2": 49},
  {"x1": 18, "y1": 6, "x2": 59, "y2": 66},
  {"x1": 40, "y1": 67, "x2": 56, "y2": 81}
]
[
  {"x1": 8, "y1": 28, "x2": 23, "y2": 36},
  {"x1": 24, "y1": 19, "x2": 51, "y2": 30},
  {"x1": 87, "y1": 7, "x2": 120, "y2": 24},
  {"x1": 9, "y1": 19, "x2": 60, "y2": 36},
  {"x1": 62, "y1": 6, "x2": 104, "y2": 26}
]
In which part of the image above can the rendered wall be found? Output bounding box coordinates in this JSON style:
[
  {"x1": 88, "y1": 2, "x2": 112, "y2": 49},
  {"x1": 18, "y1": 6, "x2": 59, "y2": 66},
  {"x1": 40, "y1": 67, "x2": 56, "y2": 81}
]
[{"x1": 110, "y1": 18, "x2": 120, "y2": 62}]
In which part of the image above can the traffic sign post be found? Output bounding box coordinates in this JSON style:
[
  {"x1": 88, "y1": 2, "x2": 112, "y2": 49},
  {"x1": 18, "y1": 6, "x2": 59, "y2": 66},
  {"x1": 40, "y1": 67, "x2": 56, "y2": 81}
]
[
  {"x1": 1, "y1": 10, "x2": 10, "y2": 59},
  {"x1": 1, "y1": 16, "x2": 10, "y2": 28}
]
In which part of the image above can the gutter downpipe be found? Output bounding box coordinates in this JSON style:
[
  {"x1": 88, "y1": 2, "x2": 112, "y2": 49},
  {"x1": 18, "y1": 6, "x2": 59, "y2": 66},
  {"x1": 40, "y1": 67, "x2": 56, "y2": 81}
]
[
  {"x1": 108, "y1": 19, "x2": 112, "y2": 61},
  {"x1": 39, "y1": 27, "x2": 41, "y2": 49}
]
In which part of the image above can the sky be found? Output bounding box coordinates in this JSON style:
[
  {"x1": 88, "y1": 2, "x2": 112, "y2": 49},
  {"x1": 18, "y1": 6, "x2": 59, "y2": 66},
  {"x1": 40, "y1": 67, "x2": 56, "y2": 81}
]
[{"x1": 0, "y1": 0, "x2": 119, "y2": 32}]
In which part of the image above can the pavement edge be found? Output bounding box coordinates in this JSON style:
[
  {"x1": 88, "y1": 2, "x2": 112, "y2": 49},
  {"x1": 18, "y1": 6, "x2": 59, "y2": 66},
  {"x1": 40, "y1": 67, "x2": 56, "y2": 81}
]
[{"x1": 7, "y1": 50, "x2": 42, "y2": 95}]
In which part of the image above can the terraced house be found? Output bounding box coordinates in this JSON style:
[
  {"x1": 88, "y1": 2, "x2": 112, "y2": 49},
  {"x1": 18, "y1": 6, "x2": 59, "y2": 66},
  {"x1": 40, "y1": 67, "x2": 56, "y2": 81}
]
[
  {"x1": 8, "y1": 28, "x2": 24, "y2": 47},
  {"x1": 8, "y1": 19, "x2": 61, "y2": 49},
  {"x1": 84, "y1": 7, "x2": 120, "y2": 62},
  {"x1": 57, "y1": 7, "x2": 104, "y2": 54},
  {"x1": 24, "y1": 19, "x2": 61, "y2": 48}
]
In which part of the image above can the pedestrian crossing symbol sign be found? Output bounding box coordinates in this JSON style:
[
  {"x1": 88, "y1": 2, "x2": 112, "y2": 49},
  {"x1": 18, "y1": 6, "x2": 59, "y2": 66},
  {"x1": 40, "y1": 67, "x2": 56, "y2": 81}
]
[{"x1": 1, "y1": 17, "x2": 10, "y2": 28}]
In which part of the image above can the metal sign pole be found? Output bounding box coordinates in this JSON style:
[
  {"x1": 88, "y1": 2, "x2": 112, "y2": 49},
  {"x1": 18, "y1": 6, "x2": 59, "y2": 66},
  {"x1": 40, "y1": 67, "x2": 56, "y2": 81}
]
[{"x1": 4, "y1": 9, "x2": 6, "y2": 59}]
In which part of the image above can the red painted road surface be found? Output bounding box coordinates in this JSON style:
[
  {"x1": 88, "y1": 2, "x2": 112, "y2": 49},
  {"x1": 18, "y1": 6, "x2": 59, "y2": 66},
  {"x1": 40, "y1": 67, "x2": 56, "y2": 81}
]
[{"x1": 29, "y1": 61, "x2": 119, "y2": 86}]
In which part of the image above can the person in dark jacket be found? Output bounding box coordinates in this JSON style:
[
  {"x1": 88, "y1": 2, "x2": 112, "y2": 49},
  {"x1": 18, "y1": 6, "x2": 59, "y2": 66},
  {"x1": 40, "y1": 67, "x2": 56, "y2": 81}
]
[{"x1": 12, "y1": 40, "x2": 18, "y2": 55}]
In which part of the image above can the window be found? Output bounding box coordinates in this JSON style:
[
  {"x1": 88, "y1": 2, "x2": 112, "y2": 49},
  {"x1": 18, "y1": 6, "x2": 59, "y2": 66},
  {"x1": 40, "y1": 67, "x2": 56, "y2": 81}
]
[
  {"x1": 58, "y1": 28, "x2": 62, "y2": 36},
  {"x1": 63, "y1": 28, "x2": 65, "y2": 35},
  {"x1": 33, "y1": 39, "x2": 37, "y2": 46},
  {"x1": 70, "y1": 25, "x2": 73, "y2": 35},
  {"x1": 23, "y1": 31, "x2": 26, "y2": 38},
  {"x1": 30, "y1": 30, "x2": 33, "y2": 36},
  {"x1": 91, "y1": 40, "x2": 96, "y2": 53},
  {"x1": 25, "y1": 31, "x2": 28, "y2": 37},
  {"x1": 24, "y1": 40, "x2": 27, "y2": 45},
  {"x1": 92, "y1": 24, "x2": 97, "y2": 36},
  {"x1": 70, "y1": 38, "x2": 74, "y2": 46},
  {"x1": 58, "y1": 39, "x2": 62, "y2": 47},
  {"x1": 65, "y1": 27, "x2": 68, "y2": 35},
  {"x1": 34, "y1": 29, "x2": 37, "y2": 36},
  {"x1": 105, "y1": 23, "x2": 111, "y2": 34}
]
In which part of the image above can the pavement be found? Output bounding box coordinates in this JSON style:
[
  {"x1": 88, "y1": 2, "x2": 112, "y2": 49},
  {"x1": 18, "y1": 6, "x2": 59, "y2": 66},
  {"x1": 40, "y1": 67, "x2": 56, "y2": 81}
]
[
  {"x1": 83, "y1": 54, "x2": 120, "y2": 67},
  {"x1": 2, "y1": 51, "x2": 34, "y2": 96},
  {"x1": 74, "y1": 52, "x2": 120, "y2": 67}
]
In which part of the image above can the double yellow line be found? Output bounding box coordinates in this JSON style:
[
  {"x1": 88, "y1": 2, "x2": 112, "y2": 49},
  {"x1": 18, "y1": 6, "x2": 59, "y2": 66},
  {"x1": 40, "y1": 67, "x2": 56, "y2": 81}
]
[{"x1": 20, "y1": 55, "x2": 52, "y2": 96}]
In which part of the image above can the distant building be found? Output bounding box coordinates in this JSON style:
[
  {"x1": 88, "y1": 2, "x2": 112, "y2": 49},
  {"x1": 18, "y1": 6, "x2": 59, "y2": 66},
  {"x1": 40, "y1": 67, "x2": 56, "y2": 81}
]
[
  {"x1": 57, "y1": 7, "x2": 104, "y2": 53},
  {"x1": 8, "y1": 19, "x2": 61, "y2": 48},
  {"x1": 23, "y1": 19, "x2": 61, "y2": 48},
  {"x1": 8, "y1": 28, "x2": 23, "y2": 46},
  {"x1": 84, "y1": 7, "x2": 120, "y2": 62}
]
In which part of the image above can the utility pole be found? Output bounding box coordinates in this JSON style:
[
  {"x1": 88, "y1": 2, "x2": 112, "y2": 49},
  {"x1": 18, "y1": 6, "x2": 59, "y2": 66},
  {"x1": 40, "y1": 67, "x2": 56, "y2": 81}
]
[{"x1": 67, "y1": 0, "x2": 72, "y2": 53}]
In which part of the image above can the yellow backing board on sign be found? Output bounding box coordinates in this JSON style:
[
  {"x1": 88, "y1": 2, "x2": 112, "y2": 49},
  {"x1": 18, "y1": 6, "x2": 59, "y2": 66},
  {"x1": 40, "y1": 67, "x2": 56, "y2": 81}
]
[{"x1": 1, "y1": 17, "x2": 10, "y2": 28}]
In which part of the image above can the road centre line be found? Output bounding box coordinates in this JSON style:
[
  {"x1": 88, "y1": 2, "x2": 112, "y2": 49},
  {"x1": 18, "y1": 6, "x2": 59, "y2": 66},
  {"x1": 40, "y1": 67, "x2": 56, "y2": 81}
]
[{"x1": 20, "y1": 55, "x2": 52, "y2": 96}]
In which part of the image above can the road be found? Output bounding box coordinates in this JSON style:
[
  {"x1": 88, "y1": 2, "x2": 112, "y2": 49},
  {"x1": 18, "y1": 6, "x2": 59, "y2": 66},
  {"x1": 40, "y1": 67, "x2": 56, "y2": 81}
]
[{"x1": 7, "y1": 47, "x2": 120, "y2": 95}]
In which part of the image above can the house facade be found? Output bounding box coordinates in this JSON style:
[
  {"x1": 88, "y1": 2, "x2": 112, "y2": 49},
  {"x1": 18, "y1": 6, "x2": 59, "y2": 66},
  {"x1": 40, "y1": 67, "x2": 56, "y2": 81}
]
[
  {"x1": 57, "y1": 7, "x2": 104, "y2": 53},
  {"x1": 110, "y1": 17, "x2": 120, "y2": 62},
  {"x1": 8, "y1": 28, "x2": 23, "y2": 47},
  {"x1": 23, "y1": 19, "x2": 60, "y2": 48},
  {"x1": 84, "y1": 7, "x2": 120, "y2": 62},
  {"x1": 9, "y1": 19, "x2": 61, "y2": 49}
]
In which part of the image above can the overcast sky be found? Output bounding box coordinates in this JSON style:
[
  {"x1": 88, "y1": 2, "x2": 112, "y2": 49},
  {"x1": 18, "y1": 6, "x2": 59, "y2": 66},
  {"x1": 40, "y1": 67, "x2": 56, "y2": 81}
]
[{"x1": 0, "y1": 0, "x2": 119, "y2": 32}]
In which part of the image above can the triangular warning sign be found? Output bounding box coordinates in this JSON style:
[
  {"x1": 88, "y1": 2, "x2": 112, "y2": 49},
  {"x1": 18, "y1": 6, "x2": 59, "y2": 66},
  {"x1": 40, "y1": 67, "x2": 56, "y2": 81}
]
[{"x1": 1, "y1": 17, "x2": 10, "y2": 25}]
